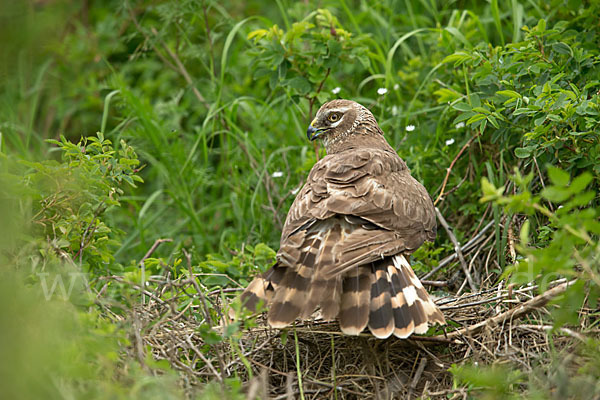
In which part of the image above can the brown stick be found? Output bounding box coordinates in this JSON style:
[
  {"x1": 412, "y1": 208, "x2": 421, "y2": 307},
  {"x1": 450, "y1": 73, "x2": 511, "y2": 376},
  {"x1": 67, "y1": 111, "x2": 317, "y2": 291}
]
[
  {"x1": 421, "y1": 220, "x2": 494, "y2": 280},
  {"x1": 434, "y1": 134, "x2": 478, "y2": 205},
  {"x1": 140, "y1": 238, "x2": 173, "y2": 265},
  {"x1": 435, "y1": 207, "x2": 477, "y2": 292},
  {"x1": 409, "y1": 356, "x2": 428, "y2": 396},
  {"x1": 432, "y1": 280, "x2": 574, "y2": 341}
]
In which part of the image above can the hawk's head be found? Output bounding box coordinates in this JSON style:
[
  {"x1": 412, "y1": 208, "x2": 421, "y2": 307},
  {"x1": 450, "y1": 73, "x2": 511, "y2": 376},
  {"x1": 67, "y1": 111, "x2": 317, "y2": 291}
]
[{"x1": 306, "y1": 99, "x2": 382, "y2": 152}]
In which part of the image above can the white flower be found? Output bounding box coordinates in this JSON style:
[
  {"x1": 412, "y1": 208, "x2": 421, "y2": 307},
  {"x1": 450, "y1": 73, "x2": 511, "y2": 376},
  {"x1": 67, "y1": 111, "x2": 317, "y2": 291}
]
[
  {"x1": 455, "y1": 122, "x2": 465, "y2": 129},
  {"x1": 377, "y1": 87, "x2": 388, "y2": 95},
  {"x1": 291, "y1": 187, "x2": 300, "y2": 195},
  {"x1": 272, "y1": 171, "x2": 283, "y2": 178},
  {"x1": 405, "y1": 125, "x2": 415, "y2": 132},
  {"x1": 445, "y1": 138, "x2": 455, "y2": 146},
  {"x1": 393, "y1": 83, "x2": 399, "y2": 90},
  {"x1": 331, "y1": 87, "x2": 341, "y2": 94},
  {"x1": 392, "y1": 105, "x2": 398, "y2": 116}
]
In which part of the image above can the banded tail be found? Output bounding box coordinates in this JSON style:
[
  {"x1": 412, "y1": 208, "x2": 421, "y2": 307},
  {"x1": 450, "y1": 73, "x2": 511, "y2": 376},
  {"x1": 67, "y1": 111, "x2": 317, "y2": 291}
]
[{"x1": 233, "y1": 254, "x2": 445, "y2": 339}]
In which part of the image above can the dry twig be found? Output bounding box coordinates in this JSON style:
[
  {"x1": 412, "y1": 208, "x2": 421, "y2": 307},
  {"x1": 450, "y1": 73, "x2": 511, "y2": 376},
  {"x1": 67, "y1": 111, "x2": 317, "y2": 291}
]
[{"x1": 435, "y1": 207, "x2": 477, "y2": 292}]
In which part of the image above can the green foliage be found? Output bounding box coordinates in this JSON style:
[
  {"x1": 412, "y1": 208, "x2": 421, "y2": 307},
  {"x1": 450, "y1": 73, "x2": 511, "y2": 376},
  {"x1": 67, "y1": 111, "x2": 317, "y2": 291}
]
[
  {"x1": 198, "y1": 242, "x2": 277, "y2": 287},
  {"x1": 450, "y1": 363, "x2": 525, "y2": 400},
  {"x1": 444, "y1": 15, "x2": 600, "y2": 173},
  {"x1": 482, "y1": 166, "x2": 600, "y2": 325},
  {"x1": 4, "y1": 132, "x2": 142, "y2": 274},
  {"x1": 248, "y1": 9, "x2": 369, "y2": 106},
  {"x1": 0, "y1": 136, "x2": 181, "y2": 398}
]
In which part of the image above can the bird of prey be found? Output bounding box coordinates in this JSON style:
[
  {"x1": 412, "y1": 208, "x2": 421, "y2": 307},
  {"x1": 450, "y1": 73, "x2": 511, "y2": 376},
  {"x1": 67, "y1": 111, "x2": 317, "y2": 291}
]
[{"x1": 236, "y1": 99, "x2": 445, "y2": 339}]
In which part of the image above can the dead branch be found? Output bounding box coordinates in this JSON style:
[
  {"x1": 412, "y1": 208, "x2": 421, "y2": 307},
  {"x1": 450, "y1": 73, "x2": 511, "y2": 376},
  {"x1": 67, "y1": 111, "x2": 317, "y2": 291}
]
[
  {"x1": 421, "y1": 220, "x2": 494, "y2": 280},
  {"x1": 432, "y1": 280, "x2": 575, "y2": 341},
  {"x1": 435, "y1": 207, "x2": 477, "y2": 292}
]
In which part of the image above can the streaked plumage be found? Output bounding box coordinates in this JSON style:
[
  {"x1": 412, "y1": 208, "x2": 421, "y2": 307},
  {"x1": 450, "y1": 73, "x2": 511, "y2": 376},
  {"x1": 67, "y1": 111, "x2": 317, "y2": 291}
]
[{"x1": 235, "y1": 99, "x2": 445, "y2": 338}]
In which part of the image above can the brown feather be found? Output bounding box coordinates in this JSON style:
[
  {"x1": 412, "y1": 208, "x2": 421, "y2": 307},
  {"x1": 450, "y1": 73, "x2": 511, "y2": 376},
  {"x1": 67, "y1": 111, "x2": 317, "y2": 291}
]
[
  {"x1": 339, "y1": 266, "x2": 370, "y2": 335},
  {"x1": 368, "y1": 261, "x2": 395, "y2": 338},
  {"x1": 234, "y1": 99, "x2": 444, "y2": 339}
]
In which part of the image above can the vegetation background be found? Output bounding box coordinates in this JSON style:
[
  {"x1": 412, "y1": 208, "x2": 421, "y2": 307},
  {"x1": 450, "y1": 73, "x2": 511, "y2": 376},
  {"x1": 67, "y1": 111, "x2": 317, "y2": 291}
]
[{"x1": 1, "y1": 0, "x2": 599, "y2": 398}]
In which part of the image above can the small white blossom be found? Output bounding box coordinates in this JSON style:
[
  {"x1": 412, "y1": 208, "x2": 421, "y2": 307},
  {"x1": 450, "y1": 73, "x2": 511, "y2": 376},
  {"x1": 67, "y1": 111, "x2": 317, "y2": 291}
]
[
  {"x1": 291, "y1": 187, "x2": 300, "y2": 195},
  {"x1": 445, "y1": 138, "x2": 455, "y2": 146},
  {"x1": 272, "y1": 171, "x2": 283, "y2": 178},
  {"x1": 455, "y1": 122, "x2": 465, "y2": 129},
  {"x1": 405, "y1": 125, "x2": 415, "y2": 132},
  {"x1": 377, "y1": 87, "x2": 388, "y2": 95},
  {"x1": 331, "y1": 87, "x2": 341, "y2": 94},
  {"x1": 393, "y1": 83, "x2": 399, "y2": 90},
  {"x1": 392, "y1": 105, "x2": 398, "y2": 116}
]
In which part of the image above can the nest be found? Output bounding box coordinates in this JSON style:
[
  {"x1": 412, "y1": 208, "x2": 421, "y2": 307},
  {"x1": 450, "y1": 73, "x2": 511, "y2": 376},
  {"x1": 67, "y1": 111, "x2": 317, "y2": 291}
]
[{"x1": 126, "y1": 270, "x2": 579, "y2": 399}]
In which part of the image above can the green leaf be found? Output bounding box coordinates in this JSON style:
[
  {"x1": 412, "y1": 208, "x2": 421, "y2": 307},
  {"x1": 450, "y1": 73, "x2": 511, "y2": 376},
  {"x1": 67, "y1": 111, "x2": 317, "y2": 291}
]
[
  {"x1": 247, "y1": 29, "x2": 268, "y2": 41},
  {"x1": 453, "y1": 111, "x2": 476, "y2": 124},
  {"x1": 479, "y1": 118, "x2": 487, "y2": 133},
  {"x1": 254, "y1": 243, "x2": 276, "y2": 263},
  {"x1": 434, "y1": 88, "x2": 462, "y2": 103},
  {"x1": 552, "y1": 42, "x2": 573, "y2": 56},
  {"x1": 514, "y1": 146, "x2": 536, "y2": 158},
  {"x1": 487, "y1": 115, "x2": 500, "y2": 129},
  {"x1": 480, "y1": 177, "x2": 505, "y2": 202},
  {"x1": 285, "y1": 76, "x2": 312, "y2": 94},
  {"x1": 547, "y1": 166, "x2": 570, "y2": 187},
  {"x1": 570, "y1": 172, "x2": 593, "y2": 193},
  {"x1": 541, "y1": 186, "x2": 571, "y2": 202},
  {"x1": 534, "y1": 115, "x2": 546, "y2": 126},
  {"x1": 452, "y1": 102, "x2": 472, "y2": 112},
  {"x1": 466, "y1": 113, "x2": 487, "y2": 125},
  {"x1": 536, "y1": 18, "x2": 546, "y2": 33},
  {"x1": 519, "y1": 220, "x2": 530, "y2": 245},
  {"x1": 442, "y1": 52, "x2": 472, "y2": 65},
  {"x1": 496, "y1": 90, "x2": 521, "y2": 99}
]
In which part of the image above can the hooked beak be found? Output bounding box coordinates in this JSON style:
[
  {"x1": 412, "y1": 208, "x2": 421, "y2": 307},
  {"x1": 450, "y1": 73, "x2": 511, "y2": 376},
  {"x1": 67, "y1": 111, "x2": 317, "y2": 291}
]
[{"x1": 307, "y1": 118, "x2": 324, "y2": 141}]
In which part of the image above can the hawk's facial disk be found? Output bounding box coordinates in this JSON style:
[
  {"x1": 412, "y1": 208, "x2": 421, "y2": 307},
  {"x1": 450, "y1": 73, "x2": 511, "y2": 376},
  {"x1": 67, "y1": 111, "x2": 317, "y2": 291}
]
[{"x1": 306, "y1": 102, "x2": 357, "y2": 141}]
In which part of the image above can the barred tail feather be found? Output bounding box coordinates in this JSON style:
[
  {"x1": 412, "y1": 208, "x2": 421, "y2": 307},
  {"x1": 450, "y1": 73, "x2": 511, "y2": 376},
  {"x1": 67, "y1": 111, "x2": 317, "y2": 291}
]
[
  {"x1": 320, "y1": 277, "x2": 343, "y2": 320},
  {"x1": 387, "y1": 254, "x2": 445, "y2": 338},
  {"x1": 368, "y1": 262, "x2": 395, "y2": 338},
  {"x1": 338, "y1": 266, "x2": 370, "y2": 335},
  {"x1": 230, "y1": 264, "x2": 285, "y2": 319},
  {"x1": 267, "y1": 265, "x2": 312, "y2": 328},
  {"x1": 234, "y1": 253, "x2": 445, "y2": 340}
]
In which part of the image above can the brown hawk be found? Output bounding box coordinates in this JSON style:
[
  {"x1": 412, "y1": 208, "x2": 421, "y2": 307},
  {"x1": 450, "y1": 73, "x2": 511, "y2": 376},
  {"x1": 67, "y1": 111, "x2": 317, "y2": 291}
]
[{"x1": 236, "y1": 99, "x2": 445, "y2": 338}]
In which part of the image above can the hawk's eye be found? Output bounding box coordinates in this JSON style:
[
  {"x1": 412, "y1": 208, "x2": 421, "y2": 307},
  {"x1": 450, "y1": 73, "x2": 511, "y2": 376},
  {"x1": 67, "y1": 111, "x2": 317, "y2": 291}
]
[{"x1": 328, "y1": 113, "x2": 340, "y2": 122}]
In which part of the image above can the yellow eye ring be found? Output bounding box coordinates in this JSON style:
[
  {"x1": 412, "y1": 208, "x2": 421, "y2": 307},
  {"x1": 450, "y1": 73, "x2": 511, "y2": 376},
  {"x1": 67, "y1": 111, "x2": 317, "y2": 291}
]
[{"x1": 328, "y1": 113, "x2": 339, "y2": 122}]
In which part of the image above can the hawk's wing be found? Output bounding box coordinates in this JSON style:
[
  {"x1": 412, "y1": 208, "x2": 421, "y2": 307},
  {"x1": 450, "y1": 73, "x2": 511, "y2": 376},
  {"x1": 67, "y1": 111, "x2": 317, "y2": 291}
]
[
  {"x1": 278, "y1": 147, "x2": 436, "y2": 278},
  {"x1": 236, "y1": 147, "x2": 444, "y2": 338}
]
